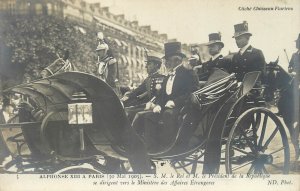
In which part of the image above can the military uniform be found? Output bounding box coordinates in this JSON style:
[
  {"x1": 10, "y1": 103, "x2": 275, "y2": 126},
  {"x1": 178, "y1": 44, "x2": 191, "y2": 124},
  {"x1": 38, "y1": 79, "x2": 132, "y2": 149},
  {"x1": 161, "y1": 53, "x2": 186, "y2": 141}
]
[
  {"x1": 98, "y1": 55, "x2": 118, "y2": 88},
  {"x1": 124, "y1": 53, "x2": 165, "y2": 122},
  {"x1": 289, "y1": 51, "x2": 300, "y2": 75},
  {"x1": 230, "y1": 46, "x2": 266, "y2": 82},
  {"x1": 95, "y1": 33, "x2": 118, "y2": 89},
  {"x1": 289, "y1": 34, "x2": 300, "y2": 78},
  {"x1": 230, "y1": 21, "x2": 266, "y2": 82},
  {"x1": 124, "y1": 72, "x2": 165, "y2": 107}
]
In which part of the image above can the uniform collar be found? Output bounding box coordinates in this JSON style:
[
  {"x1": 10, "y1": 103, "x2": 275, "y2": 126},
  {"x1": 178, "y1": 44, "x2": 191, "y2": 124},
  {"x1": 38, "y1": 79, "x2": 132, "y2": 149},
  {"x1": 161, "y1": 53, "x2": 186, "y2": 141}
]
[
  {"x1": 149, "y1": 71, "x2": 159, "y2": 77},
  {"x1": 239, "y1": 44, "x2": 251, "y2": 55}
]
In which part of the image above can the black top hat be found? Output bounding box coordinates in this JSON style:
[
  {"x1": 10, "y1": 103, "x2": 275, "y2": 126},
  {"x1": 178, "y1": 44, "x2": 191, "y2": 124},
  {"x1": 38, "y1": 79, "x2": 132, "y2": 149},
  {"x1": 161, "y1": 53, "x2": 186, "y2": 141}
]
[
  {"x1": 232, "y1": 21, "x2": 252, "y2": 38},
  {"x1": 163, "y1": 42, "x2": 186, "y2": 59},
  {"x1": 206, "y1": 32, "x2": 224, "y2": 48}
]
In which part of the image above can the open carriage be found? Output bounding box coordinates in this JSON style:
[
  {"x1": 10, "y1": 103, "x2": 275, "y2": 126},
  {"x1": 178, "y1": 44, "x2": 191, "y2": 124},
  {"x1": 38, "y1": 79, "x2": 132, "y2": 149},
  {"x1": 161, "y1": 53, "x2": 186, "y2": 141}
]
[{"x1": 0, "y1": 69, "x2": 290, "y2": 174}]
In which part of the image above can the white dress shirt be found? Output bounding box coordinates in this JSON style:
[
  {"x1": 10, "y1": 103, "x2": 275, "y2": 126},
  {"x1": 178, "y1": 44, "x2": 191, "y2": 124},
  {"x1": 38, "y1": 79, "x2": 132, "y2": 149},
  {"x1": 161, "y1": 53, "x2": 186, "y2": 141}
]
[
  {"x1": 166, "y1": 64, "x2": 181, "y2": 95},
  {"x1": 2, "y1": 111, "x2": 10, "y2": 123}
]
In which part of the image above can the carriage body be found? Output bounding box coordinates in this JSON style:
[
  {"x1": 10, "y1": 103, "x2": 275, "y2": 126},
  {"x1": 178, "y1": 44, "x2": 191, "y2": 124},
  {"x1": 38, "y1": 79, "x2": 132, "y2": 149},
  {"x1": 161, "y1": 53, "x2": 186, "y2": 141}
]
[
  {"x1": 0, "y1": 72, "x2": 131, "y2": 173},
  {"x1": 0, "y1": 70, "x2": 290, "y2": 174}
]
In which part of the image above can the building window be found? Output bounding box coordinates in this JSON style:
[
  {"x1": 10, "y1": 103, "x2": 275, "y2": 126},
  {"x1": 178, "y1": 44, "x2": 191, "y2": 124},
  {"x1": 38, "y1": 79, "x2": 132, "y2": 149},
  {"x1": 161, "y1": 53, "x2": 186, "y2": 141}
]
[
  {"x1": 136, "y1": 47, "x2": 139, "y2": 59},
  {"x1": 130, "y1": 45, "x2": 134, "y2": 57}
]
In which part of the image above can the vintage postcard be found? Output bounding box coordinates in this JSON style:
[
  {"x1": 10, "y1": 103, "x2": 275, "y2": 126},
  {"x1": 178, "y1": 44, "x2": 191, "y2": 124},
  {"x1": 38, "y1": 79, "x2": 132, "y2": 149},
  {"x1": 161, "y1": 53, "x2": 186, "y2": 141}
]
[{"x1": 0, "y1": 0, "x2": 299, "y2": 190}]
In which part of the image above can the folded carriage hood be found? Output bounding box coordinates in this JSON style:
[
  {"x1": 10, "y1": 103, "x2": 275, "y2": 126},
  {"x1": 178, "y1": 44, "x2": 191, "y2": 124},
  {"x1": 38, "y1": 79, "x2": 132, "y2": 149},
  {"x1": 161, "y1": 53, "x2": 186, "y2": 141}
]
[{"x1": 4, "y1": 72, "x2": 129, "y2": 147}]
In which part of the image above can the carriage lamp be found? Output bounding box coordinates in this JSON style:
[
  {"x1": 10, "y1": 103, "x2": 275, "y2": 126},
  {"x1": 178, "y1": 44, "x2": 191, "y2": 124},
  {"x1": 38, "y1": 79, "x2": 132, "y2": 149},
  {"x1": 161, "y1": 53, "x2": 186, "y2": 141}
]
[
  {"x1": 68, "y1": 92, "x2": 93, "y2": 125},
  {"x1": 68, "y1": 92, "x2": 93, "y2": 153}
]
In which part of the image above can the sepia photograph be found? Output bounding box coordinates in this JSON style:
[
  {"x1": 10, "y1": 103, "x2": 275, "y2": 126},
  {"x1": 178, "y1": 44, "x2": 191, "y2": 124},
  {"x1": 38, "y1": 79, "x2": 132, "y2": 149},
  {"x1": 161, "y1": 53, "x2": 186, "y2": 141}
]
[{"x1": 0, "y1": 0, "x2": 299, "y2": 190}]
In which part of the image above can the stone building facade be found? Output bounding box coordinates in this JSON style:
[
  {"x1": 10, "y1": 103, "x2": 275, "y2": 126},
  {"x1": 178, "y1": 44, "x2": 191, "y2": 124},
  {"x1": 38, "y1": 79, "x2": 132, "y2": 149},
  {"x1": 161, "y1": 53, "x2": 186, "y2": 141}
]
[{"x1": 0, "y1": 0, "x2": 191, "y2": 86}]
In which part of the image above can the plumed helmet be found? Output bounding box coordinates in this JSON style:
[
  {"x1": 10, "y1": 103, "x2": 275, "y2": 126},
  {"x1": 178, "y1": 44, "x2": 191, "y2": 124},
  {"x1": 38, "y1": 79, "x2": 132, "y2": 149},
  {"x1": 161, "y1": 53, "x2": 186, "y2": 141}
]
[
  {"x1": 96, "y1": 32, "x2": 109, "y2": 53},
  {"x1": 97, "y1": 32, "x2": 104, "y2": 41}
]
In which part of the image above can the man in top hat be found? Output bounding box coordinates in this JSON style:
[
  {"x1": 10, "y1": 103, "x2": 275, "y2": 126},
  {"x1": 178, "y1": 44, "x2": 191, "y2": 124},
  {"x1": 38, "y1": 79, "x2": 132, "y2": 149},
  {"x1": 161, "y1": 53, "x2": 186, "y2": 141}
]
[
  {"x1": 132, "y1": 42, "x2": 199, "y2": 151},
  {"x1": 230, "y1": 21, "x2": 266, "y2": 82},
  {"x1": 198, "y1": 32, "x2": 231, "y2": 81},
  {"x1": 288, "y1": 34, "x2": 300, "y2": 77},
  {"x1": 121, "y1": 52, "x2": 165, "y2": 121}
]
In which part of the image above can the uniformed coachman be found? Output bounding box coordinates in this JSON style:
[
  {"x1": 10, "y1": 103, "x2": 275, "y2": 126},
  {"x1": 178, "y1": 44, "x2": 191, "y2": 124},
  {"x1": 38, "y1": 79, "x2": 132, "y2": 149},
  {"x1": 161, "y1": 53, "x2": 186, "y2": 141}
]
[{"x1": 230, "y1": 21, "x2": 266, "y2": 83}]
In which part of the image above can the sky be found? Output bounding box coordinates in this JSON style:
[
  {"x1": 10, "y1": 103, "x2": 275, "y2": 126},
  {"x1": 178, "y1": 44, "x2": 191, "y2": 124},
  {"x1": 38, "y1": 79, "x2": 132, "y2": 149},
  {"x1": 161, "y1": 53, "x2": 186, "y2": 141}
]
[{"x1": 86, "y1": 0, "x2": 300, "y2": 68}]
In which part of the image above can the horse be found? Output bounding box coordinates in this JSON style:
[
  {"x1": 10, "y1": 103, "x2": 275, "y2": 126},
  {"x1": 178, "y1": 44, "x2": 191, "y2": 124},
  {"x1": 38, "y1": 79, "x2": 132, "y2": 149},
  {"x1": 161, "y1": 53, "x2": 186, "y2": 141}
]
[
  {"x1": 40, "y1": 50, "x2": 77, "y2": 78},
  {"x1": 264, "y1": 58, "x2": 279, "y2": 102},
  {"x1": 265, "y1": 59, "x2": 299, "y2": 159}
]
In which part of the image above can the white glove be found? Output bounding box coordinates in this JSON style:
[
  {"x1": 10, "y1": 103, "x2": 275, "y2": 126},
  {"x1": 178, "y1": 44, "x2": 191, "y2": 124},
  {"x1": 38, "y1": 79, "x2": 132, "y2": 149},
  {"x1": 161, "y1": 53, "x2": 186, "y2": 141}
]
[
  {"x1": 145, "y1": 102, "x2": 155, "y2": 110},
  {"x1": 153, "y1": 105, "x2": 162, "y2": 113},
  {"x1": 165, "y1": 100, "x2": 175, "y2": 108},
  {"x1": 121, "y1": 96, "x2": 129, "y2": 102}
]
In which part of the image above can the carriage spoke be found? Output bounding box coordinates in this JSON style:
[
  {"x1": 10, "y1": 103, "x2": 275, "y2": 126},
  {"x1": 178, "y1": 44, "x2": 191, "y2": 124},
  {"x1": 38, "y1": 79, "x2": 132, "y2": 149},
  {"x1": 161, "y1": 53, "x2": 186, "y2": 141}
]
[
  {"x1": 252, "y1": 113, "x2": 261, "y2": 130},
  {"x1": 251, "y1": 114, "x2": 258, "y2": 146},
  {"x1": 191, "y1": 162, "x2": 197, "y2": 174},
  {"x1": 232, "y1": 160, "x2": 254, "y2": 172},
  {"x1": 232, "y1": 146, "x2": 255, "y2": 156},
  {"x1": 261, "y1": 166, "x2": 269, "y2": 174},
  {"x1": 247, "y1": 164, "x2": 256, "y2": 174},
  {"x1": 255, "y1": 113, "x2": 261, "y2": 129},
  {"x1": 268, "y1": 147, "x2": 285, "y2": 155},
  {"x1": 178, "y1": 162, "x2": 190, "y2": 174},
  {"x1": 258, "y1": 115, "x2": 268, "y2": 147},
  {"x1": 251, "y1": 114, "x2": 256, "y2": 129},
  {"x1": 267, "y1": 163, "x2": 282, "y2": 171},
  {"x1": 262, "y1": 127, "x2": 279, "y2": 151}
]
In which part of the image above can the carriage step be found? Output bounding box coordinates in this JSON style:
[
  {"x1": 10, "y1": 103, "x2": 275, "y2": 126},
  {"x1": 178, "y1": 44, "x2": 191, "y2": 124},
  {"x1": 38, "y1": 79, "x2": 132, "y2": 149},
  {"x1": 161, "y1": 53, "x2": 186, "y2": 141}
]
[
  {"x1": 7, "y1": 133, "x2": 26, "y2": 143},
  {"x1": 7, "y1": 138, "x2": 25, "y2": 143}
]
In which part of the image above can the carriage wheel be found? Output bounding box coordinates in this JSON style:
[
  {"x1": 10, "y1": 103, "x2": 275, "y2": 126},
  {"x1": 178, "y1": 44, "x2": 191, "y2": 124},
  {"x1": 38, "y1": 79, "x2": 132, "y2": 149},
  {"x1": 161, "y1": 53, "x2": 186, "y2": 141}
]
[
  {"x1": 54, "y1": 163, "x2": 103, "y2": 174},
  {"x1": 225, "y1": 108, "x2": 290, "y2": 174},
  {"x1": 170, "y1": 150, "x2": 205, "y2": 174}
]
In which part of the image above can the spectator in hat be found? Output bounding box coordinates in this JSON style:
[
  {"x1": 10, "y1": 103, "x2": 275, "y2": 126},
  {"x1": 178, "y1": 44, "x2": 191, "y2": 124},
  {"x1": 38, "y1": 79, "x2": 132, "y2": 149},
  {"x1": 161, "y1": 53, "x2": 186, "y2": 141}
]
[
  {"x1": 132, "y1": 42, "x2": 199, "y2": 152},
  {"x1": 230, "y1": 21, "x2": 266, "y2": 83},
  {"x1": 0, "y1": 99, "x2": 14, "y2": 165},
  {"x1": 197, "y1": 32, "x2": 231, "y2": 81},
  {"x1": 0, "y1": 99, "x2": 14, "y2": 124},
  {"x1": 121, "y1": 53, "x2": 165, "y2": 122},
  {"x1": 288, "y1": 33, "x2": 300, "y2": 77}
]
